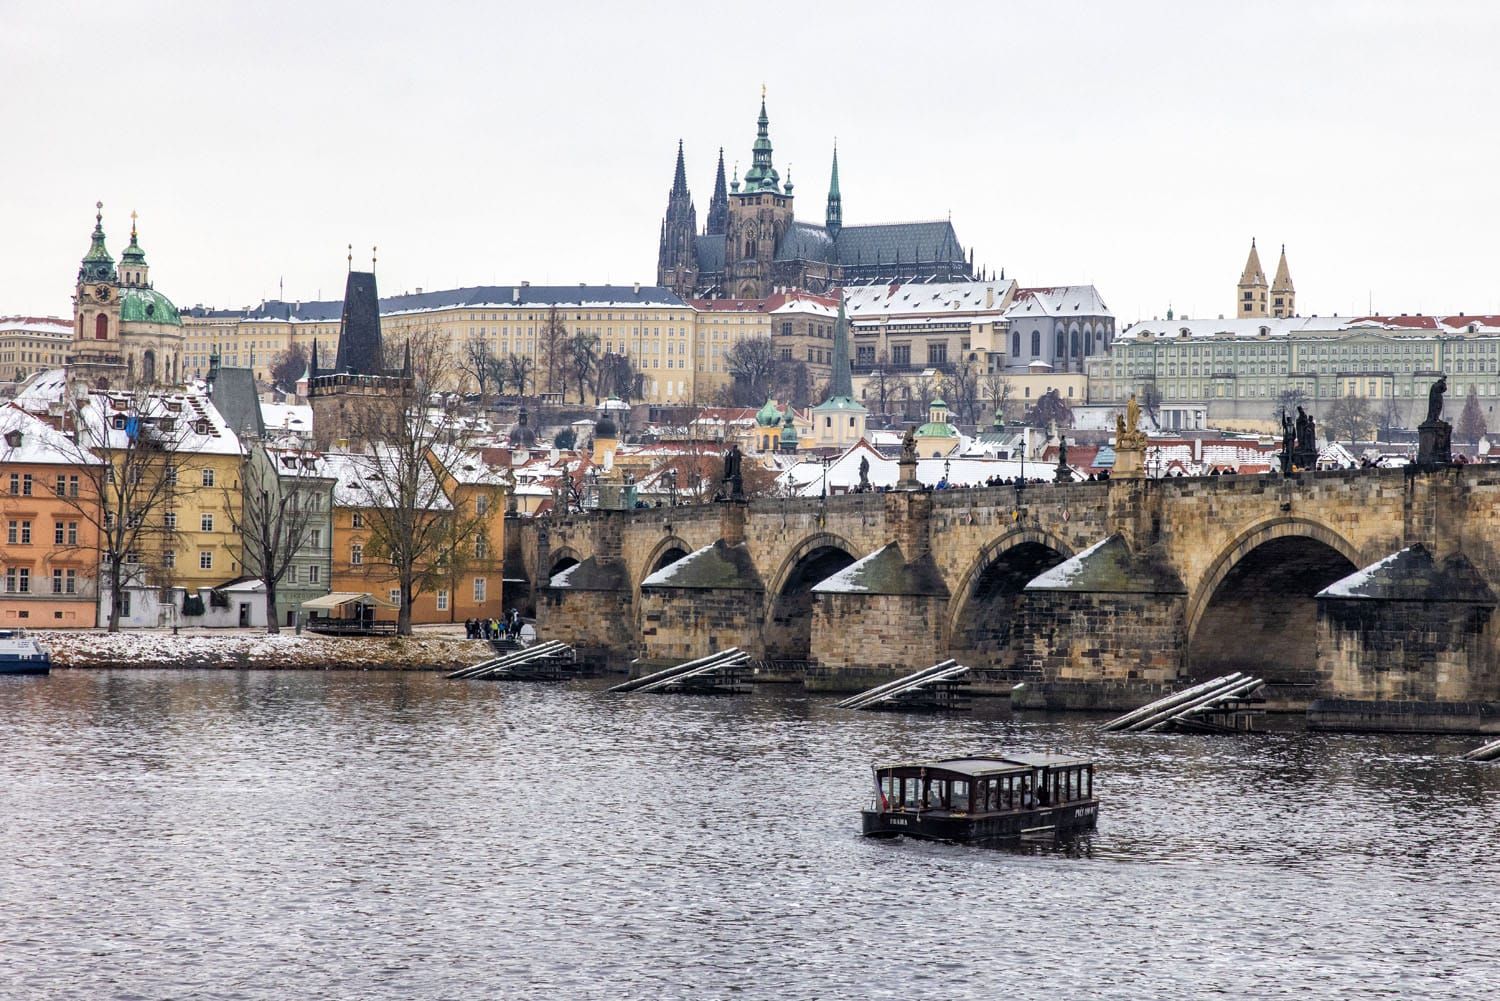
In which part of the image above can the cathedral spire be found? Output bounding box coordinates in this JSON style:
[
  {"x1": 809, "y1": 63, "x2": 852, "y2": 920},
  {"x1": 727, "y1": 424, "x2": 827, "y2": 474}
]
[
  {"x1": 826, "y1": 143, "x2": 843, "y2": 236},
  {"x1": 1237, "y1": 237, "x2": 1269, "y2": 318},
  {"x1": 706, "y1": 147, "x2": 729, "y2": 235},
  {"x1": 671, "y1": 139, "x2": 688, "y2": 196},
  {"x1": 1272, "y1": 244, "x2": 1294, "y2": 292},
  {"x1": 742, "y1": 88, "x2": 780, "y2": 193},
  {"x1": 1239, "y1": 237, "x2": 1266, "y2": 286}
]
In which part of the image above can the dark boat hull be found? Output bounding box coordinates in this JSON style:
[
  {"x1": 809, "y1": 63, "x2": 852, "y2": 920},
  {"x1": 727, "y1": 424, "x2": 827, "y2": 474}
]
[
  {"x1": 862, "y1": 799, "x2": 1099, "y2": 842},
  {"x1": 0, "y1": 661, "x2": 50, "y2": 676}
]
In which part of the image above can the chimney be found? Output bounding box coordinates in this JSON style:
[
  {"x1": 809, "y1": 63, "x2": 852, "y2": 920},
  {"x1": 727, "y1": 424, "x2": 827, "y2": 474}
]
[
  {"x1": 633, "y1": 281, "x2": 641, "y2": 294},
  {"x1": 521, "y1": 280, "x2": 530, "y2": 287},
  {"x1": 415, "y1": 287, "x2": 423, "y2": 295},
  {"x1": 512, "y1": 287, "x2": 521, "y2": 303}
]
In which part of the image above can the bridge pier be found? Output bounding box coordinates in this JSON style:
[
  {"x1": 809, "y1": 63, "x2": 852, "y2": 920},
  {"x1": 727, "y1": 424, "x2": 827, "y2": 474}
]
[
  {"x1": 1011, "y1": 533, "x2": 1189, "y2": 711},
  {"x1": 536, "y1": 511, "x2": 635, "y2": 672},
  {"x1": 636, "y1": 500, "x2": 766, "y2": 671}
]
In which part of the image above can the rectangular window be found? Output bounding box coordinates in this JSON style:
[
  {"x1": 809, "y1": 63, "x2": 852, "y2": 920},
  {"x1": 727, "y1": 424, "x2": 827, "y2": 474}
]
[
  {"x1": 436, "y1": 589, "x2": 449, "y2": 611},
  {"x1": 52, "y1": 569, "x2": 63, "y2": 594},
  {"x1": 473, "y1": 577, "x2": 487, "y2": 603},
  {"x1": 475, "y1": 495, "x2": 488, "y2": 515},
  {"x1": 163, "y1": 550, "x2": 176, "y2": 569},
  {"x1": 891, "y1": 345, "x2": 911, "y2": 367},
  {"x1": 310, "y1": 529, "x2": 322, "y2": 548},
  {"x1": 69, "y1": 475, "x2": 78, "y2": 497},
  {"x1": 475, "y1": 535, "x2": 489, "y2": 560},
  {"x1": 199, "y1": 551, "x2": 213, "y2": 570},
  {"x1": 164, "y1": 512, "x2": 177, "y2": 530},
  {"x1": 165, "y1": 465, "x2": 177, "y2": 486},
  {"x1": 20, "y1": 521, "x2": 30, "y2": 545},
  {"x1": 68, "y1": 522, "x2": 78, "y2": 546},
  {"x1": 8, "y1": 473, "x2": 16, "y2": 495},
  {"x1": 350, "y1": 543, "x2": 363, "y2": 565},
  {"x1": 55, "y1": 475, "x2": 66, "y2": 496},
  {"x1": 54, "y1": 522, "x2": 64, "y2": 545},
  {"x1": 16, "y1": 568, "x2": 28, "y2": 593},
  {"x1": 307, "y1": 564, "x2": 320, "y2": 584},
  {"x1": 200, "y1": 513, "x2": 214, "y2": 532},
  {"x1": 65, "y1": 569, "x2": 77, "y2": 594},
  {"x1": 927, "y1": 343, "x2": 948, "y2": 366},
  {"x1": 352, "y1": 511, "x2": 364, "y2": 529},
  {"x1": 21, "y1": 474, "x2": 31, "y2": 496},
  {"x1": 389, "y1": 589, "x2": 401, "y2": 607},
  {"x1": 201, "y1": 468, "x2": 215, "y2": 487},
  {"x1": 6, "y1": 522, "x2": 15, "y2": 544}
]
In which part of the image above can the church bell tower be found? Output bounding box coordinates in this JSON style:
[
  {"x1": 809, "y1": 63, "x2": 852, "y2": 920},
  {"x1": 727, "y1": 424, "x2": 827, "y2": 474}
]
[{"x1": 70, "y1": 202, "x2": 126, "y2": 390}]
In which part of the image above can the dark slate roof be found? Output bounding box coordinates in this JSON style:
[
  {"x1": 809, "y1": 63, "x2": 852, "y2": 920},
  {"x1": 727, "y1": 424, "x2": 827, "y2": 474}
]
[
  {"x1": 185, "y1": 285, "x2": 687, "y2": 324},
  {"x1": 775, "y1": 222, "x2": 837, "y2": 264},
  {"x1": 694, "y1": 235, "x2": 725, "y2": 273},
  {"x1": 210, "y1": 366, "x2": 264, "y2": 440},
  {"x1": 335, "y1": 271, "x2": 384, "y2": 376},
  {"x1": 834, "y1": 221, "x2": 967, "y2": 266}
]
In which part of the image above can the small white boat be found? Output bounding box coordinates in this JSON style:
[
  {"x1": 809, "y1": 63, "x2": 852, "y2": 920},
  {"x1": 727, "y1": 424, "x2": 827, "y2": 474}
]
[{"x1": 0, "y1": 629, "x2": 51, "y2": 675}]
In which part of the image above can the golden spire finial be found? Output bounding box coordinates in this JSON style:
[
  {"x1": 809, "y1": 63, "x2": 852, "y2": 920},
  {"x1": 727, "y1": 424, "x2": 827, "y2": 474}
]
[
  {"x1": 347, "y1": 243, "x2": 352, "y2": 272},
  {"x1": 130, "y1": 209, "x2": 138, "y2": 238},
  {"x1": 95, "y1": 200, "x2": 103, "y2": 224}
]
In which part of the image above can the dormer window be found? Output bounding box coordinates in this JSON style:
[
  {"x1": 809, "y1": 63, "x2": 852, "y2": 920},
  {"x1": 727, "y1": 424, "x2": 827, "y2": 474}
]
[
  {"x1": 3, "y1": 430, "x2": 20, "y2": 448},
  {"x1": 195, "y1": 420, "x2": 210, "y2": 434},
  {"x1": 112, "y1": 416, "x2": 127, "y2": 430}
]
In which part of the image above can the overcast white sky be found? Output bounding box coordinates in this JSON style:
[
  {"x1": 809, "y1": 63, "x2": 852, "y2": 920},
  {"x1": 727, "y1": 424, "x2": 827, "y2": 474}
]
[{"x1": 3, "y1": 0, "x2": 1497, "y2": 321}]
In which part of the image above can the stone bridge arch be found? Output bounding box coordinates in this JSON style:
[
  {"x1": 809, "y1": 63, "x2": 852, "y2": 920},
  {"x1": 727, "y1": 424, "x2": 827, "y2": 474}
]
[
  {"x1": 946, "y1": 527, "x2": 1074, "y2": 671},
  {"x1": 544, "y1": 546, "x2": 583, "y2": 582},
  {"x1": 1185, "y1": 517, "x2": 1362, "y2": 683},
  {"x1": 763, "y1": 531, "x2": 863, "y2": 664}
]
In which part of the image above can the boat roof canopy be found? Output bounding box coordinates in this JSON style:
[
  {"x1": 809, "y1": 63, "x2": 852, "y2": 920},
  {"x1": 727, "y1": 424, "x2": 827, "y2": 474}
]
[{"x1": 874, "y1": 754, "x2": 1093, "y2": 778}]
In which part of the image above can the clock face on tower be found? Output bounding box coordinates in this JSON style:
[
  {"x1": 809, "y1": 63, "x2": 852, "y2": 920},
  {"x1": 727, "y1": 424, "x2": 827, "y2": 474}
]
[{"x1": 94, "y1": 285, "x2": 111, "y2": 302}]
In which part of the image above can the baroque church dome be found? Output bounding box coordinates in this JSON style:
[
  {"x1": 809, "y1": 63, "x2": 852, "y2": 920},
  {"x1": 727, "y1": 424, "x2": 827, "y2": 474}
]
[{"x1": 120, "y1": 287, "x2": 181, "y2": 327}]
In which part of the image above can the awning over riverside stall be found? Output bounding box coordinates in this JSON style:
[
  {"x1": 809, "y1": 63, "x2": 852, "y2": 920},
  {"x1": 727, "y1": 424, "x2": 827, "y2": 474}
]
[{"x1": 298, "y1": 592, "x2": 399, "y2": 611}]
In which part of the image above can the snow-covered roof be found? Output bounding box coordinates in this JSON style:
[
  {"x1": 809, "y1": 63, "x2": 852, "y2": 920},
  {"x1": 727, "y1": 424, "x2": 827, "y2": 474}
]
[
  {"x1": 323, "y1": 446, "x2": 453, "y2": 510},
  {"x1": 260, "y1": 401, "x2": 312, "y2": 433},
  {"x1": 843, "y1": 280, "x2": 1016, "y2": 320},
  {"x1": 0, "y1": 316, "x2": 71, "y2": 336},
  {"x1": 0, "y1": 404, "x2": 102, "y2": 466},
  {"x1": 774, "y1": 438, "x2": 1074, "y2": 496},
  {"x1": 430, "y1": 443, "x2": 510, "y2": 487},
  {"x1": 74, "y1": 387, "x2": 243, "y2": 457},
  {"x1": 1004, "y1": 285, "x2": 1112, "y2": 319}
]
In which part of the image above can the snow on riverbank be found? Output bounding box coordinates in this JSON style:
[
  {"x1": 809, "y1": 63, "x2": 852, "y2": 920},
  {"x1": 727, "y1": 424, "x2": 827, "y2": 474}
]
[{"x1": 47, "y1": 630, "x2": 489, "y2": 671}]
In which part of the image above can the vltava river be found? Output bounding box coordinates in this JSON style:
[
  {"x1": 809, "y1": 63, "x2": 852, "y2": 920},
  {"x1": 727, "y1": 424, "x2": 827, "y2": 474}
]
[{"x1": 2, "y1": 670, "x2": 1498, "y2": 999}]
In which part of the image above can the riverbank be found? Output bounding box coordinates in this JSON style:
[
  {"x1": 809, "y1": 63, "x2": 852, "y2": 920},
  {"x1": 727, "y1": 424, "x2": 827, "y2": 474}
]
[{"x1": 44, "y1": 628, "x2": 489, "y2": 671}]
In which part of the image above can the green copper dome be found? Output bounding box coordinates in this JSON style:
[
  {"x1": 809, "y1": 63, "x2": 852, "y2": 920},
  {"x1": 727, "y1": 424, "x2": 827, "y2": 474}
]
[
  {"x1": 78, "y1": 203, "x2": 117, "y2": 283},
  {"x1": 120, "y1": 287, "x2": 182, "y2": 327},
  {"x1": 120, "y1": 230, "x2": 146, "y2": 265},
  {"x1": 917, "y1": 420, "x2": 958, "y2": 438},
  {"x1": 756, "y1": 398, "x2": 782, "y2": 427}
]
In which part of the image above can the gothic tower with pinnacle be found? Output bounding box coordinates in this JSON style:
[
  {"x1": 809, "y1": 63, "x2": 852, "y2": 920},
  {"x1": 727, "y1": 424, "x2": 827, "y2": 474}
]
[
  {"x1": 706, "y1": 148, "x2": 729, "y2": 237},
  {"x1": 1237, "y1": 238, "x2": 1269, "y2": 318},
  {"x1": 723, "y1": 91, "x2": 795, "y2": 298},
  {"x1": 655, "y1": 141, "x2": 699, "y2": 299}
]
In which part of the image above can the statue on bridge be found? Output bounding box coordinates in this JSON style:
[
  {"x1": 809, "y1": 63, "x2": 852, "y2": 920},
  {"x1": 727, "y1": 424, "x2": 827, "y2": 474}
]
[
  {"x1": 1279, "y1": 409, "x2": 1295, "y2": 475},
  {"x1": 1426, "y1": 375, "x2": 1448, "y2": 425},
  {"x1": 722, "y1": 442, "x2": 744, "y2": 500},
  {"x1": 1417, "y1": 375, "x2": 1453, "y2": 468},
  {"x1": 1289, "y1": 405, "x2": 1319, "y2": 472},
  {"x1": 858, "y1": 454, "x2": 870, "y2": 492}
]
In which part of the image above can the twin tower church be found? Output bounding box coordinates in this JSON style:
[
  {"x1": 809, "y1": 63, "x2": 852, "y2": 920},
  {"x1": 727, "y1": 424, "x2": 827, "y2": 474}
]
[{"x1": 656, "y1": 93, "x2": 982, "y2": 300}]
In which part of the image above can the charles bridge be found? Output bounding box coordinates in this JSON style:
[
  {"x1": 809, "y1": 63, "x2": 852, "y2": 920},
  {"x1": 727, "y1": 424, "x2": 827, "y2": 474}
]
[{"x1": 515, "y1": 465, "x2": 1500, "y2": 727}]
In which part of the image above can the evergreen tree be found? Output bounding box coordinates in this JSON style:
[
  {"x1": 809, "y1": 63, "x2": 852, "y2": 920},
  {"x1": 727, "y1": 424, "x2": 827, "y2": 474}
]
[{"x1": 1457, "y1": 385, "x2": 1488, "y2": 444}]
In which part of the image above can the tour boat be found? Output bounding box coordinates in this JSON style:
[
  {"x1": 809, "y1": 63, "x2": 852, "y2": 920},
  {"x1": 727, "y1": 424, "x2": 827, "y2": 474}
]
[
  {"x1": 863, "y1": 753, "x2": 1098, "y2": 842},
  {"x1": 0, "y1": 629, "x2": 51, "y2": 675}
]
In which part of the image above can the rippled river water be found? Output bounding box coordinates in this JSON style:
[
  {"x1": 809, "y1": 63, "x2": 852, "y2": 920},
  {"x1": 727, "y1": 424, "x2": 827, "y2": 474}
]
[{"x1": 3, "y1": 670, "x2": 1499, "y2": 999}]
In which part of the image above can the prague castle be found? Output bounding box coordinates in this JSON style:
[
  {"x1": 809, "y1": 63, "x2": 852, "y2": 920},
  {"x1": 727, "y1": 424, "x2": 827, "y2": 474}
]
[{"x1": 657, "y1": 93, "x2": 980, "y2": 299}]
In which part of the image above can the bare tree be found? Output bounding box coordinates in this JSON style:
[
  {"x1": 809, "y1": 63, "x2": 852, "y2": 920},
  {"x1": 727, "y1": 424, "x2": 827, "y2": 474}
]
[
  {"x1": 1139, "y1": 379, "x2": 1163, "y2": 429},
  {"x1": 231, "y1": 442, "x2": 330, "y2": 634},
  {"x1": 1376, "y1": 396, "x2": 1405, "y2": 441},
  {"x1": 1325, "y1": 394, "x2": 1374, "y2": 445},
  {"x1": 504, "y1": 355, "x2": 533, "y2": 398},
  {"x1": 538, "y1": 305, "x2": 568, "y2": 395},
  {"x1": 867, "y1": 354, "x2": 896, "y2": 421},
  {"x1": 726, "y1": 336, "x2": 779, "y2": 406},
  {"x1": 1272, "y1": 387, "x2": 1309, "y2": 426},
  {"x1": 270, "y1": 343, "x2": 308, "y2": 391},
  {"x1": 568, "y1": 329, "x2": 600, "y2": 404},
  {"x1": 945, "y1": 364, "x2": 981, "y2": 426},
  {"x1": 773, "y1": 358, "x2": 811, "y2": 408},
  {"x1": 597, "y1": 353, "x2": 641, "y2": 401},
  {"x1": 342, "y1": 330, "x2": 488, "y2": 635},
  {"x1": 459, "y1": 338, "x2": 498, "y2": 402},
  {"x1": 982, "y1": 370, "x2": 1016, "y2": 424},
  {"x1": 1026, "y1": 388, "x2": 1074, "y2": 429}
]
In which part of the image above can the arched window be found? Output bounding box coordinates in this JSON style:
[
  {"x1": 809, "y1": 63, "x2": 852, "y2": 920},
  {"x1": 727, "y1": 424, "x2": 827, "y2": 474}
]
[
  {"x1": 1031, "y1": 331, "x2": 1041, "y2": 356},
  {"x1": 94, "y1": 314, "x2": 108, "y2": 340},
  {"x1": 1071, "y1": 331, "x2": 1081, "y2": 356},
  {"x1": 1012, "y1": 332, "x2": 1020, "y2": 356},
  {"x1": 1055, "y1": 333, "x2": 1065, "y2": 356}
]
